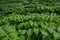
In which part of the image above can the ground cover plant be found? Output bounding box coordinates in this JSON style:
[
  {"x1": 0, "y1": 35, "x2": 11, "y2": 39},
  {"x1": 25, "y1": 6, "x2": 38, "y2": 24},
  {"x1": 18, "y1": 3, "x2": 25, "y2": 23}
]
[{"x1": 0, "y1": 0, "x2": 60, "y2": 40}]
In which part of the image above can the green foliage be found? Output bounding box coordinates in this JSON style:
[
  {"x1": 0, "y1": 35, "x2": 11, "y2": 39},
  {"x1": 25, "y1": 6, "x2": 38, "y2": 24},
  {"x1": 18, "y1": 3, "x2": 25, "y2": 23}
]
[{"x1": 0, "y1": 0, "x2": 60, "y2": 40}]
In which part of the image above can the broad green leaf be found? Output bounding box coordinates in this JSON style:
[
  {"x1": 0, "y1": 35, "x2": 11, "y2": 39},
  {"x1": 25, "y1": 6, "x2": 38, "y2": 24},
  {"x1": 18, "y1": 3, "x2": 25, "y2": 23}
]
[
  {"x1": 19, "y1": 36, "x2": 26, "y2": 40},
  {"x1": 27, "y1": 29, "x2": 33, "y2": 37},
  {"x1": 54, "y1": 32, "x2": 60, "y2": 40},
  {"x1": 34, "y1": 22, "x2": 39, "y2": 27},
  {"x1": 27, "y1": 37, "x2": 32, "y2": 40},
  {"x1": 47, "y1": 27, "x2": 55, "y2": 33},
  {"x1": 1, "y1": 37, "x2": 9, "y2": 40},
  {"x1": 57, "y1": 26, "x2": 60, "y2": 32},
  {"x1": 18, "y1": 30, "x2": 27, "y2": 35},
  {"x1": 33, "y1": 28, "x2": 39, "y2": 35},
  {"x1": 29, "y1": 21, "x2": 34, "y2": 27},
  {"x1": 18, "y1": 23, "x2": 24, "y2": 29}
]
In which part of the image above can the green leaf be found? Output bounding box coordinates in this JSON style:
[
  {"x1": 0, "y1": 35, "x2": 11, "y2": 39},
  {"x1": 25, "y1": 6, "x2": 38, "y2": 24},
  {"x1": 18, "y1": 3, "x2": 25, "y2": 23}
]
[
  {"x1": 29, "y1": 21, "x2": 34, "y2": 27},
  {"x1": 54, "y1": 32, "x2": 60, "y2": 40},
  {"x1": 57, "y1": 26, "x2": 60, "y2": 32},
  {"x1": 27, "y1": 29, "x2": 33, "y2": 37},
  {"x1": 47, "y1": 27, "x2": 55, "y2": 33},
  {"x1": 1, "y1": 37, "x2": 9, "y2": 40},
  {"x1": 0, "y1": 27, "x2": 7, "y2": 37},
  {"x1": 18, "y1": 30, "x2": 27, "y2": 35},
  {"x1": 18, "y1": 23, "x2": 24, "y2": 29},
  {"x1": 19, "y1": 36, "x2": 26, "y2": 40},
  {"x1": 27, "y1": 37, "x2": 32, "y2": 40},
  {"x1": 33, "y1": 28, "x2": 39, "y2": 35},
  {"x1": 34, "y1": 22, "x2": 39, "y2": 27}
]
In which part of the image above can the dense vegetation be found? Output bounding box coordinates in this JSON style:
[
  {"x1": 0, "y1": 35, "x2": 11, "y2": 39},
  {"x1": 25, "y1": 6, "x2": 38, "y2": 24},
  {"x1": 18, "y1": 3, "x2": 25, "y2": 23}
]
[{"x1": 0, "y1": 0, "x2": 60, "y2": 40}]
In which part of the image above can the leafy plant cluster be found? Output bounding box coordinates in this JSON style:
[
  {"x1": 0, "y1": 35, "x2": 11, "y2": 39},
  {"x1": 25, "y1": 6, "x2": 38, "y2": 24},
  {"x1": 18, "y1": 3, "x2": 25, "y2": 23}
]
[{"x1": 0, "y1": 0, "x2": 60, "y2": 40}]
